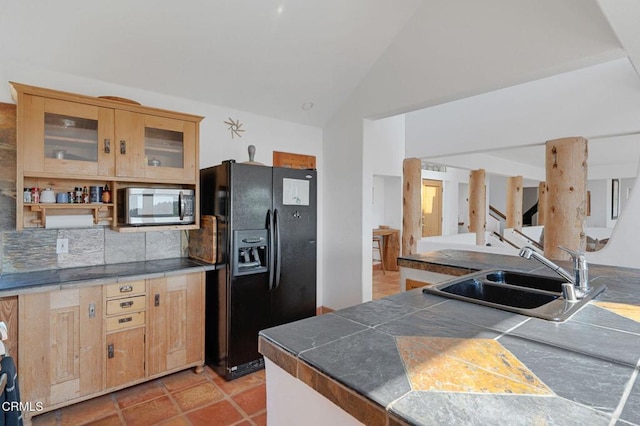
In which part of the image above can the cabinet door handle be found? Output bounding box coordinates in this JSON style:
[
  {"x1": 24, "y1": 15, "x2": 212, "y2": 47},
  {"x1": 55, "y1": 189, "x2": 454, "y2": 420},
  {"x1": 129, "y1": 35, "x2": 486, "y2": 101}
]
[
  {"x1": 107, "y1": 343, "x2": 114, "y2": 359},
  {"x1": 119, "y1": 285, "x2": 133, "y2": 293},
  {"x1": 120, "y1": 301, "x2": 134, "y2": 309},
  {"x1": 104, "y1": 139, "x2": 111, "y2": 154},
  {"x1": 120, "y1": 140, "x2": 126, "y2": 154},
  {"x1": 154, "y1": 294, "x2": 160, "y2": 307},
  {"x1": 89, "y1": 303, "x2": 96, "y2": 318}
]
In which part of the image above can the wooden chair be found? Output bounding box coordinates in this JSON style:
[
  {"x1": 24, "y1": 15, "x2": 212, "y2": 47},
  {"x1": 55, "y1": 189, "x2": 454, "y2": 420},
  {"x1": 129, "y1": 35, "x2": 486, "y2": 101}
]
[{"x1": 373, "y1": 235, "x2": 385, "y2": 274}]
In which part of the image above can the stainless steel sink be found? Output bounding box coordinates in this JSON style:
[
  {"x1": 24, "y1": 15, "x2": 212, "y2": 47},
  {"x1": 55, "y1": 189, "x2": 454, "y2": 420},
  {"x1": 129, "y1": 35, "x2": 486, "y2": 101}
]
[{"x1": 422, "y1": 269, "x2": 607, "y2": 322}]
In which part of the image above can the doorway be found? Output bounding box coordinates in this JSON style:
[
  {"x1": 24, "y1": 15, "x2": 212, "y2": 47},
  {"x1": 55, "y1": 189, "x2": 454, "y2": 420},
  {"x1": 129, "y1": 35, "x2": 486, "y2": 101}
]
[{"x1": 422, "y1": 179, "x2": 443, "y2": 237}]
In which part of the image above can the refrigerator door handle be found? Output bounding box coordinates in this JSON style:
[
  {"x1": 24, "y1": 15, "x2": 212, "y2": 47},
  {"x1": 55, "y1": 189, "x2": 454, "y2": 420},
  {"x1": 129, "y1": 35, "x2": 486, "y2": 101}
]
[
  {"x1": 274, "y1": 208, "x2": 282, "y2": 289},
  {"x1": 268, "y1": 209, "x2": 275, "y2": 290}
]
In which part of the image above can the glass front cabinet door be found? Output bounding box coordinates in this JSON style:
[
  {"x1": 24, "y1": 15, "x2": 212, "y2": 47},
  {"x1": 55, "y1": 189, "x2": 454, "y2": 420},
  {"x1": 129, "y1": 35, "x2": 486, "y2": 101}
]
[
  {"x1": 114, "y1": 111, "x2": 197, "y2": 183},
  {"x1": 21, "y1": 95, "x2": 115, "y2": 177}
]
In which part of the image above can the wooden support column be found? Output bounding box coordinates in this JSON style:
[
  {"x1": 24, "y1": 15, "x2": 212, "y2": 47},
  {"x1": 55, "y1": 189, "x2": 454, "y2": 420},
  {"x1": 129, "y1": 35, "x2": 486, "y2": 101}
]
[
  {"x1": 538, "y1": 182, "x2": 546, "y2": 226},
  {"x1": 468, "y1": 169, "x2": 486, "y2": 246},
  {"x1": 544, "y1": 137, "x2": 588, "y2": 260},
  {"x1": 506, "y1": 176, "x2": 523, "y2": 230},
  {"x1": 402, "y1": 158, "x2": 422, "y2": 256}
]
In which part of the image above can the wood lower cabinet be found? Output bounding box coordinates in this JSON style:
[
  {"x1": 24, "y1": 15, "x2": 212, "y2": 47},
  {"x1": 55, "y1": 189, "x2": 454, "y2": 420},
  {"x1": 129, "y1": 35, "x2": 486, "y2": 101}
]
[
  {"x1": 18, "y1": 271, "x2": 205, "y2": 416},
  {"x1": 147, "y1": 272, "x2": 205, "y2": 376},
  {"x1": 106, "y1": 327, "x2": 145, "y2": 389},
  {"x1": 19, "y1": 286, "x2": 103, "y2": 407}
]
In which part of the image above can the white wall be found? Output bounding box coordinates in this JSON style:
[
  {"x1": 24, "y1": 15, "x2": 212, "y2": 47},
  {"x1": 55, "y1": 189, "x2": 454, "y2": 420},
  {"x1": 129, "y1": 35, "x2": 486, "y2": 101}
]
[
  {"x1": 587, "y1": 179, "x2": 608, "y2": 227},
  {"x1": 1, "y1": 61, "x2": 326, "y2": 305}
]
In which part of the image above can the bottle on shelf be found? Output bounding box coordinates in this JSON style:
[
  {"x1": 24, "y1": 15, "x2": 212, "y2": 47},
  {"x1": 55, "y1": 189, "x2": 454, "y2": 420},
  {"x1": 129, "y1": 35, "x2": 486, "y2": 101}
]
[
  {"x1": 23, "y1": 188, "x2": 31, "y2": 203},
  {"x1": 32, "y1": 187, "x2": 40, "y2": 204},
  {"x1": 102, "y1": 184, "x2": 111, "y2": 203},
  {"x1": 82, "y1": 186, "x2": 89, "y2": 204}
]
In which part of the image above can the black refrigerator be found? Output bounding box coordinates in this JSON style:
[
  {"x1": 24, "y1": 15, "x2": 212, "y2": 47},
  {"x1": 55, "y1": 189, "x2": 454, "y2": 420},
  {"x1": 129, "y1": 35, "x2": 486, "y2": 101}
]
[{"x1": 201, "y1": 160, "x2": 317, "y2": 380}]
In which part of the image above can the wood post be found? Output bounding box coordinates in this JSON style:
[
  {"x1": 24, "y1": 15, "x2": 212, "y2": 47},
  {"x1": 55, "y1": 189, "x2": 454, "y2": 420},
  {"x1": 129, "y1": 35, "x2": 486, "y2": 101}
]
[
  {"x1": 506, "y1": 176, "x2": 523, "y2": 230},
  {"x1": 402, "y1": 158, "x2": 422, "y2": 256},
  {"x1": 538, "y1": 182, "x2": 546, "y2": 226},
  {"x1": 544, "y1": 137, "x2": 588, "y2": 260},
  {"x1": 468, "y1": 169, "x2": 486, "y2": 245}
]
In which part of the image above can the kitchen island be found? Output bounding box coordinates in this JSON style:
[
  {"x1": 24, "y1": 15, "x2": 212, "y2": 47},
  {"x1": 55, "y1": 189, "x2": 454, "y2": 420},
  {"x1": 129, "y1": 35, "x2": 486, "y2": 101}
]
[{"x1": 259, "y1": 250, "x2": 640, "y2": 425}]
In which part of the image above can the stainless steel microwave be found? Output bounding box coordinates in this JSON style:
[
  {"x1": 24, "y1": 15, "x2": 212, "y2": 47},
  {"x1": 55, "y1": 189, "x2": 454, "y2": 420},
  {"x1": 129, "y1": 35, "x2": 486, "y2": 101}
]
[{"x1": 117, "y1": 188, "x2": 195, "y2": 226}]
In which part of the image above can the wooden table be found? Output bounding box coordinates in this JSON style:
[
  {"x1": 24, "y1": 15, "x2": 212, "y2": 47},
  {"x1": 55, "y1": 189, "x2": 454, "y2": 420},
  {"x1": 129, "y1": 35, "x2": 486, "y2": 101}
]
[{"x1": 373, "y1": 228, "x2": 400, "y2": 271}]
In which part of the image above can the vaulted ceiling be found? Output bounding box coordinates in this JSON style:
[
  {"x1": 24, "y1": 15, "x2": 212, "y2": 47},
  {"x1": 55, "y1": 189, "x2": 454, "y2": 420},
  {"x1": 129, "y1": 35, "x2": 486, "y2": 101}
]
[{"x1": 2, "y1": 0, "x2": 639, "y2": 175}]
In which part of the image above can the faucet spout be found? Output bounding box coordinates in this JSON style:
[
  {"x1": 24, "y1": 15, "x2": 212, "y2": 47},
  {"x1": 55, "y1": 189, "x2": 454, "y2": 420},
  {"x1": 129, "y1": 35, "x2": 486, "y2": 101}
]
[{"x1": 518, "y1": 246, "x2": 591, "y2": 300}]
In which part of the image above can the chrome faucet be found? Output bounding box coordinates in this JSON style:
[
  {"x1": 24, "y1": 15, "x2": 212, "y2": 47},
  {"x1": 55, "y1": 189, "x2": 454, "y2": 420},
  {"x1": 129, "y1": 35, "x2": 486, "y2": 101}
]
[{"x1": 519, "y1": 246, "x2": 589, "y2": 301}]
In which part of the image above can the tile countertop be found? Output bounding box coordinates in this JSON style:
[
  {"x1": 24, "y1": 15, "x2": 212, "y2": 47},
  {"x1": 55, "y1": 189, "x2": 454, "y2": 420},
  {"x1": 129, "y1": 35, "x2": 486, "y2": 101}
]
[
  {"x1": 259, "y1": 250, "x2": 640, "y2": 426},
  {"x1": 0, "y1": 257, "x2": 217, "y2": 296}
]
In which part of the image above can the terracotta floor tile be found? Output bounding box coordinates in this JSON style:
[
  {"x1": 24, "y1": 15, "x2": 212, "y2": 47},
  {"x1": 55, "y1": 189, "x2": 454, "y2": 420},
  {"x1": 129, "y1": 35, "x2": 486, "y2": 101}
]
[
  {"x1": 251, "y1": 412, "x2": 267, "y2": 426},
  {"x1": 58, "y1": 394, "x2": 118, "y2": 426},
  {"x1": 30, "y1": 411, "x2": 58, "y2": 426},
  {"x1": 161, "y1": 369, "x2": 207, "y2": 393},
  {"x1": 121, "y1": 396, "x2": 180, "y2": 426},
  {"x1": 114, "y1": 378, "x2": 165, "y2": 409},
  {"x1": 157, "y1": 416, "x2": 192, "y2": 426},
  {"x1": 186, "y1": 399, "x2": 244, "y2": 426},
  {"x1": 212, "y1": 371, "x2": 265, "y2": 396},
  {"x1": 85, "y1": 413, "x2": 124, "y2": 426},
  {"x1": 232, "y1": 384, "x2": 266, "y2": 416},
  {"x1": 172, "y1": 381, "x2": 225, "y2": 412}
]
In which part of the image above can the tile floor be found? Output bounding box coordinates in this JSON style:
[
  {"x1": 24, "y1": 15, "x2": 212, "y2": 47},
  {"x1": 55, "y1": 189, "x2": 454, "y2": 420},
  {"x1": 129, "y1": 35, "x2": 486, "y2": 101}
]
[
  {"x1": 372, "y1": 268, "x2": 402, "y2": 300},
  {"x1": 30, "y1": 366, "x2": 266, "y2": 426},
  {"x1": 28, "y1": 271, "x2": 400, "y2": 426}
]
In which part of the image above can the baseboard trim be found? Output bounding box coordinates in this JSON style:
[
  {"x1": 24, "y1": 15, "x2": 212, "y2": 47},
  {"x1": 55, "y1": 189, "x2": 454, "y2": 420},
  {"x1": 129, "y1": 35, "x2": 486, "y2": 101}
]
[{"x1": 316, "y1": 306, "x2": 335, "y2": 315}]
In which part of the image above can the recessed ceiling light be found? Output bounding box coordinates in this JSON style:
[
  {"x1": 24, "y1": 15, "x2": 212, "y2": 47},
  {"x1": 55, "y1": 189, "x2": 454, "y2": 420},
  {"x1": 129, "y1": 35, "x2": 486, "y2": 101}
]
[
  {"x1": 277, "y1": 5, "x2": 284, "y2": 14},
  {"x1": 301, "y1": 102, "x2": 314, "y2": 111}
]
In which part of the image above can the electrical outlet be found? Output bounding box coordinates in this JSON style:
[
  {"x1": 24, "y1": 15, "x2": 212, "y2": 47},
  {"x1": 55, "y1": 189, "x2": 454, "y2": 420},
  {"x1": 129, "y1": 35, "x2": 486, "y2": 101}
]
[{"x1": 56, "y1": 238, "x2": 69, "y2": 254}]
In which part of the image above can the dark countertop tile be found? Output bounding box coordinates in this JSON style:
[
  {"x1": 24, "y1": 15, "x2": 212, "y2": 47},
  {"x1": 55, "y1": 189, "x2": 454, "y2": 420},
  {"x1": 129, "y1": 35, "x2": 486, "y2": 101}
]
[
  {"x1": 260, "y1": 313, "x2": 367, "y2": 355},
  {"x1": 390, "y1": 392, "x2": 611, "y2": 425},
  {"x1": 376, "y1": 309, "x2": 500, "y2": 340},
  {"x1": 510, "y1": 316, "x2": 640, "y2": 367},
  {"x1": 383, "y1": 288, "x2": 449, "y2": 309},
  {"x1": 621, "y1": 376, "x2": 640, "y2": 424},
  {"x1": 425, "y1": 298, "x2": 529, "y2": 333},
  {"x1": 570, "y1": 304, "x2": 640, "y2": 335},
  {"x1": 499, "y1": 334, "x2": 635, "y2": 414},
  {"x1": 299, "y1": 328, "x2": 411, "y2": 408},
  {"x1": 0, "y1": 257, "x2": 215, "y2": 294},
  {"x1": 332, "y1": 298, "x2": 418, "y2": 327}
]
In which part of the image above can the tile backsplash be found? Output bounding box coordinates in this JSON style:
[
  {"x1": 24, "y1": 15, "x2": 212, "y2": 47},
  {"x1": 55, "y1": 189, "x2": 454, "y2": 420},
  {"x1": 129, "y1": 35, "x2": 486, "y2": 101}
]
[{"x1": 1, "y1": 228, "x2": 188, "y2": 274}]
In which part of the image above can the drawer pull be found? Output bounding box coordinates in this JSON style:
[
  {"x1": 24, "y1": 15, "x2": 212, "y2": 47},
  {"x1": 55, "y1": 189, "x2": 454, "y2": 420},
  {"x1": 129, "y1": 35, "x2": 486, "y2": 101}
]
[
  {"x1": 120, "y1": 301, "x2": 134, "y2": 309},
  {"x1": 119, "y1": 285, "x2": 133, "y2": 293},
  {"x1": 118, "y1": 317, "x2": 133, "y2": 324}
]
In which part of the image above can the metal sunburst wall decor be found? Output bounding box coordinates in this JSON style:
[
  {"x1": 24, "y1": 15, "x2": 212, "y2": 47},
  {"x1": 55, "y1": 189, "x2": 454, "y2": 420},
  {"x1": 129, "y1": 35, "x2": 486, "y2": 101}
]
[{"x1": 224, "y1": 117, "x2": 245, "y2": 139}]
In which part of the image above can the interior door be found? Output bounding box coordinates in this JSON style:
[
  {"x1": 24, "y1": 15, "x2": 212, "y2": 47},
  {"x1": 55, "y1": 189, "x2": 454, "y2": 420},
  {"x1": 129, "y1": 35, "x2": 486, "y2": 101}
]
[{"x1": 422, "y1": 179, "x2": 443, "y2": 237}]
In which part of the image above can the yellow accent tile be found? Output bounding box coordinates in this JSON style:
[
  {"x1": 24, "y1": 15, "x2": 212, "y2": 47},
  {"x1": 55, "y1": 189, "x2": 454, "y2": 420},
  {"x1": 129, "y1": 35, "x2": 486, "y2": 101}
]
[
  {"x1": 593, "y1": 301, "x2": 640, "y2": 322},
  {"x1": 396, "y1": 336, "x2": 552, "y2": 395}
]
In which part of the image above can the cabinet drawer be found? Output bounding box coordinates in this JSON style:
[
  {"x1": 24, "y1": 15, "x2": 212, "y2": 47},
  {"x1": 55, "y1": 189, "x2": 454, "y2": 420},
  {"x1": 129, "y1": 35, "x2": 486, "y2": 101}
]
[
  {"x1": 106, "y1": 312, "x2": 145, "y2": 332},
  {"x1": 106, "y1": 295, "x2": 146, "y2": 315},
  {"x1": 105, "y1": 281, "x2": 145, "y2": 298}
]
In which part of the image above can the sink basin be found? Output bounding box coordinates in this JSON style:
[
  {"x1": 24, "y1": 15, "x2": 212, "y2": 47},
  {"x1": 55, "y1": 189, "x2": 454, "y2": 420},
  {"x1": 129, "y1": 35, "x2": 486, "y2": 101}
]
[
  {"x1": 484, "y1": 270, "x2": 565, "y2": 292},
  {"x1": 423, "y1": 269, "x2": 606, "y2": 322},
  {"x1": 441, "y1": 278, "x2": 559, "y2": 309}
]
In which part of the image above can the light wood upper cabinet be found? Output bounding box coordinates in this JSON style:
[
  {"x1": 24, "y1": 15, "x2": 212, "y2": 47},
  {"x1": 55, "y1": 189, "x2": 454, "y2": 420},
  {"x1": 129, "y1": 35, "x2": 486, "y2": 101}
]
[
  {"x1": 147, "y1": 272, "x2": 205, "y2": 376},
  {"x1": 21, "y1": 95, "x2": 115, "y2": 177},
  {"x1": 115, "y1": 111, "x2": 197, "y2": 182},
  {"x1": 11, "y1": 82, "x2": 203, "y2": 231}
]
